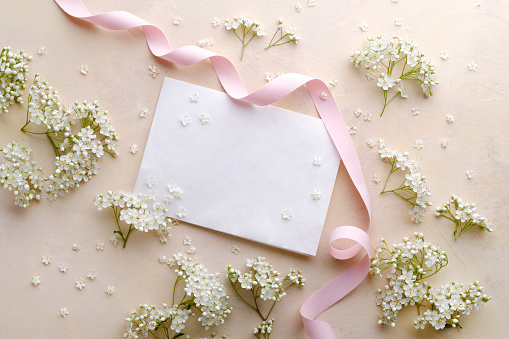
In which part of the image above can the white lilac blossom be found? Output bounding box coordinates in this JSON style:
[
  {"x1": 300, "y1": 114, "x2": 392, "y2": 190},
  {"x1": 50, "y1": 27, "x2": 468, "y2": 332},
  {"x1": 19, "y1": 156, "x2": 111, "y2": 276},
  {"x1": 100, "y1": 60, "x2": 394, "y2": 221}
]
[
  {"x1": 265, "y1": 72, "x2": 284, "y2": 82},
  {"x1": 59, "y1": 307, "x2": 69, "y2": 317},
  {"x1": 253, "y1": 319, "x2": 274, "y2": 339},
  {"x1": 328, "y1": 78, "x2": 338, "y2": 88},
  {"x1": 173, "y1": 17, "x2": 182, "y2": 25},
  {"x1": 467, "y1": 62, "x2": 478, "y2": 72},
  {"x1": 189, "y1": 93, "x2": 199, "y2": 103},
  {"x1": 398, "y1": 83, "x2": 408, "y2": 98},
  {"x1": 319, "y1": 92, "x2": 327, "y2": 101},
  {"x1": 198, "y1": 112, "x2": 210, "y2": 125},
  {"x1": 167, "y1": 183, "x2": 183, "y2": 199},
  {"x1": 225, "y1": 16, "x2": 266, "y2": 60},
  {"x1": 110, "y1": 235, "x2": 119, "y2": 246},
  {"x1": 231, "y1": 246, "x2": 240, "y2": 255},
  {"x1": 354, "y1": 108, "x2": 362, "y2": 117},
  {"x1": 0, "y1": 142, "x2": 44, "y2": 207},
  {"x1": 180, "y1": 114, "x2": 191, "y2": 126},
  {"x1": 80, "y1": 65, "x2": 88, "y2": 75},
  {"x1": 367, "y1": 139, "x2": 376, "y2": 148},
  {"x1": 435, "y1": 195, "x2": 493, "y2": 239},
  {"x1": 148, "y1": 65, "x2": 159, "y2": 78},
  {"x1": 0, "y1": 46, "x2": 31, "y2": 114},
  {"x1": 366, "y1": 71, "x2": 375, "y2": 80},
  {"x1": 466, "y1": 170, "x2": 474, "y2": 179},
  {"x1": 106, "y1": 286, "x2": 115, "y2": 296},
  {"x1": 87, "y1": 271, "x2": 97, "y2": 280},
  {"x1": 176, "y1": 206, "x2": 187, "y2": 218},
  {"x1": 446, "y1": 114, "x2": 454, "y2": 123},
  {"x1": 379, "y1": 147, "x2": 432, "y2": 223},
  {"x1": 76, "y1": 278, "x2": 86, "y2": 290},
  {"x1": 139, "y1": 108, "x2": 149, "y2": 118},
  {"x1": 145, "y1": 175, "x2": 156, "y2": 188},
  {"x1": 394, "y1": 18, "x2": 402, "y2": 26},
  {"x1": 38, "y1": 47, "x2": 46, "y2": 55},
  {"x1": 94, "y1": 190, "x2": 173, "y2": 247},
  {"x1": 41, "y1": 253, "x2": 52, "y2": 265},
  {"x1": 378, "y1": 138, "x2": 386, "y2": 149},
  {"x1": 371, "y1": 233, "x2": 490, "y2": 330},
  {"x1": 72, "y1": 243, "x2": 80, "y2": 252},
  {"x1": 21, "y1": 75, "x2": 118, "y2": 202},
  {"x1": 187, "y1": 246, "x2": 196, "y2": 254},
  {"x1": 312, "y1": 156, "x2": 322, "y2": 166},
  {"x1": 266, "y1": 19, "x2": 300, "y2": 50},
  {"x1": 211, "y1": 18, "x2": 221, "y2": 28},
  {"x1": 96, "y1": 241, "x2": 104, "y2": 250},
  {"x1": 364, "y1": 113, "x2": 373, "y2": 121},
  {"x1": 411, "y1": 107, "x2": 420, "y2": 115},
  {"x1": 441, "y1": 139, "x2": 448, "y2": 148},
  {"x1": 197, "y1": 38, "x2": 214, "y2": 48},
  {"x1": 58, "y1": 264, "x2": 69, "y2": 272},
  {"x1": 372, "y1": 175, "x2": 381, "y2": 184},
  {"x1": 295, "y1": 3, "x2": 302, "y2": 12},
  {"x1": 351, "y1": 36, "x2": 439, "y2": 116},
  {"x1": 228, "y1": 257, "x2": 304, "y2": 338},
  {"x1": 311, "y1": 190, "x2": 322, "y2": 200},
  {"x1": 31, "y1": 275, "x2": 41, "y2": 286},
  {"x1": 183, "y1": 235, "x2": 192, "y2": 246},
  {"x1": 348, "y1": 126, "x2": 357, "y2": 135},
  {"x1": 440, "y1": 50, "x2": 449, "y2": 60},
  {"x1": 359, "y1": 23, "x2": 369, "y2": 32},
  {"x1": 281, "y1": 209, "x2": 292, "y2": 220},
  {"x1": 413, "y1": 140, "x2": 424, "y2": 150},
  {"x1": 130, "y1": 144, "x2": 138, "y2": 154},
  {"x1": 307, "y1": 0, "x2": 316, "y2": 7}
]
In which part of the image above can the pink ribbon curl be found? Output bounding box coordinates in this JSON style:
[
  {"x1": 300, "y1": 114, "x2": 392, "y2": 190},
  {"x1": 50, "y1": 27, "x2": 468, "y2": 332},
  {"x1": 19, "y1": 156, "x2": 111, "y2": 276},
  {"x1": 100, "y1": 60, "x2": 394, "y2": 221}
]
[{"x1": 53, "y1": 1, "x2": 372, "y2": 337}]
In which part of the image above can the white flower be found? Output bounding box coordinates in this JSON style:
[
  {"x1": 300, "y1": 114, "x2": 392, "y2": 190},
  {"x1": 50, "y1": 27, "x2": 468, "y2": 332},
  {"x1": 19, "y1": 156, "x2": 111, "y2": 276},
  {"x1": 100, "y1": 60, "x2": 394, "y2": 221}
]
[
  {"x1": 231, "y1": 246, "x2": 240, "y2": 255},
  {"x1": 466, "y1": 170, "x2": 474, "y2": 179},
  {"x1": 211, "y1": 18, "x2": 221, "y2": 28},
  {"x1": 411, "y1": 108, "x2": 420, "y2": 115},
  {"x1": 354, "y1": 108, "x2": 362, "y2": 117},
  {"x1": 168, "y1": 183, "x2": 183, "y2": 199},
  {"x1": 87, "y1": 271, "x2": 97, "y2": 280},
  {"x1": 180, "y1": 114, "x2": 191, "y2": 126},
  {"x1": 76, "y1": 279, "x2": 86, "y2": 290},
  {"x1": 467, "y1": 61, "x2": 478, "y2": 71},
  {"x1": 440, "y1": 50, "x2": 449, "y2": 60},
  {"x1": 366, "y1": 71, "x2": 375, "y2": 80},
  {"x1": 446, "y1": 114, "x2": 454, "y2": 123},
  {"x1": 129, "y1": 144, "x2": 138, "y2": 154},
  {"x1": 364, "y1": 113, "x2": 373, "y2": 121},
  {"x1": 348, "y1": 126, "x2": 357, "y2": 135},
  {"x1": 328, "y1": 79, "x2": 338, "y2": 88},
  {"x1": 41, "y1": 253, "x2": 52, "y2": 265},
  {"x1": 145, "y1": 175, "x2": 156, "y2": 188},
  {"x1": 295, "y1": 3, "x2": 302, "y2": 12},
  {"x1": 372, "y1": 175, "x2": 381, "y2": 184},
  {"x1": 32, "y1": 276, "x2": 41, "y2": 286},
  {"x1": 59, "y1": 307, "x2": 69, "y2": 317},
  {"x1": 359, "y1": 23, "x2": 369, "y2": 32},
  {"x1": 176, "y1": 206, "x2": 187, "y2": 218},
  {"x1": 197, "y1": 37, "x2": 214, "y2": 48},
  {"x1": 110, "y1": 235, "x2": 119, "y2": 246},
  {"x1": 0, "y1": 47, "x2": 32, "y2": 114},
  {"x1": 38, "y1": 47, "x2": 46, "y2": 54},
  {"x1": 319, "y1": 92, "x2": 328, "y2": 101},
  {"x1": 307, "y1": 0, "x2": 316, "y2": 7},
  {"x1": 183, "y1": 235, "x2": 192, "y2": 246},
  {"x1": 173, "y1": 17, "x2": 182, "y2": 25},
  {"x1": 96, "y1": 241, "x2": 104, "y2": 251},
  {"x1": 398, "y1": 84, "x2": 408, "y2": 98},
  {"x1": 265, "y1": 72, "x2": 284, "y2": 82},
  {"x1": 441, "y1": 139, "x2": 448, "y2": 148},
  {"x1": 392, "y1": 0, "x2": 399, "y2": 3},
  {"x1": 199, "y1": 112, "x2": 210, "y2": 124},
  {"x1": 312, "y1": 156, "x2": 322, "y2": 167},
  {"x1": 378, "y1": 138, "x2": 386, "y2": 149},
  {"x1": 377, "y1": 73, "x2": 398, "y2": 91},
  {"x1": 139, "y1": 109, "x2": 149, "y2": 118},
  {"x1": 367, "y1": 139, "x2": 376, "y2": 148},
  {"x1": 105, "y1": 286, "x2": 115, "y2": 296},
  {"x1": 148, "y1": 65, "x2": 159, "y2": 78},
  {"x1": 187, "y1": 246, "x2": 196, "y2": 254},
  {"x1": 413, "y1": 140, "x2": 424, "y2": 150},
  {"x1": 282, "y1": 209, "x2": 293, "y2": 220},
  {"x1": 394, "y1": 18, "x2": 402, "y2": 26},
  {"x1": 80, "y1": 65, "x2": 88, "y2": 75},
  {"x1": 58, "y1": 264, "x2": 69, "y2": 272},
  {"x1": 311, "y1": 190, "x2": 322, "y2": 200}
]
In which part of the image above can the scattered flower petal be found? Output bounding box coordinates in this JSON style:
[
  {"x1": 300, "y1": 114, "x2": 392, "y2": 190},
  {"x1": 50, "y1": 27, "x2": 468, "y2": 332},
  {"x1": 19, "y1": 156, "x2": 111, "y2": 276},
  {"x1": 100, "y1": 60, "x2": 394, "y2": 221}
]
[
  {"x1": 75, "y1": 279, "x2": 86, "y2": 290},
  {"x1": 145, "y1": 175, "x2": 156, "y2": 188},
  {"x1": 72, "y1": 243, "x2": 80, "y2": 252},
  {"x1": 148, "y1": 65, "x2": 159, "y2": 78},
  {"x1": 367, "y1": 139, "x2": 376, "y2": 148},
  {"x1": 378, "y1": 138, "x2": 386, "y2": 149},
  {"x1": 364, "y1": 113, "x2": 373, "y2": 121},
  {"x1": 180, "y1": 114, "x2": 191, "y2": 126},
  {"x1": 282, "y1": 209, "x2": 293, "y2": 220},
  {"x1": 86, "y1": 271, "x2": 97, "y2": 280},
  {"x1": 80, "y1": 65, "x2": 88, "y2": 75},
  {"x1": 295, "y1": 3, "x2": 302, "y2": 12},
  {"x1": 183, "y1": 235, "x2": 192, "y2": 246},
  {"x1": 176, "y1": 206, "x2": 187, "y2": 218},
  {"x1": 197, "y1": 37, "x2": 214, "y2": 48},
  {"x1": 59, "y1": 307, "x2": 69, "y2": 317},
  {"x1": 466, "y1": 170, "x2": 474, "y2": 179},
  {"x1": 319, "y1": 92, "x2": 328, "y2": 101},
  {"x1": 187, "y1": 246, "x2": 196, "y2": 254},
  {"x1": 394, "y1": 18, "x2": 402, "y2": 26},
  {"x1": 198, "y1": 112, "x2": 210, "y2": 125},
  {"x1": 354, "y1": 108, "x2": 362, "y2": 117},
  {"x1": 307, "y1": 0, "x2": 316, "y2": 7},
  {"x1": 110, "y1": 235, "x2": 119, "y2": 247},
  {"x1": 359, "y1": 23, "x2": 369, "y2": 32},
  {"x1": 440, "y1": 50, "x2": 449, "y2": 60},
  {"x1": 328, "y1": 79, "x2": 338, "y2": 88},
  {"x1": 411, "y1": 108, "x2": 420, "y2": 115},
  {"x1": 38, "y1": 47, "x2": 46, "y2": 55},
  {"x1": 173, "y1": 17, "x2": 182, "y2": 25},
  {"x1": 130, "y1": 144, "x2": 138, "y2": 154},
  {"x1": 414, "y1": 140, "x2": 424, "y2": 150},
  {"x1": 106, "y1": 286, "x2": 115, "y2": 296},
  {"x1": 312, "y1": 156, "x2": 322, "y2": 167},
  {"x1": 58, "y1": 264, "x2": 69, "y2": 272},
  {"x1": 139, "y1": 109, "x2": 149, "y2": 118},
  {"x1": 446, "y1": 114, "x2": 454, "y2": 123},
  {"x1": 31, "y1": 275, "x2": 41, "y2": 286},
  {"x1": 441, "y1": 139, "x2": 448, "y2": 148},
  {"x1": 231, "y1": 246, "x2": 240, "y2": 255},
  {"x1": 41, "y1": 253, "x2": 52, "y2": 265},
  {"x1": 190, "y1": 93, "x2": 200, "y2": 103},
  {"x1": 311, "y1": 190, "x2": 322, "y2": 200},
  {"x1": 211, "y1": 18, "x2": 221, "y2": 28},
  {"x1": 467, "y1": 62, "x2": 478, "y2": 72},
  {"x1": 372, "y1": 175, "x2": 381, "y2": 184},
  {"x1": 348, "y1": 126, "x2": 357, "y2": 135}
]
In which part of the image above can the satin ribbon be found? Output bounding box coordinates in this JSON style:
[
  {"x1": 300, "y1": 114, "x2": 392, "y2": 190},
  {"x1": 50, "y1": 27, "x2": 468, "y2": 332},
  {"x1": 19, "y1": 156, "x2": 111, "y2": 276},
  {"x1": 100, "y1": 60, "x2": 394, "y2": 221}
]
[{"x1": 52, "y1": 1, "x2": 372, "y2": 337}]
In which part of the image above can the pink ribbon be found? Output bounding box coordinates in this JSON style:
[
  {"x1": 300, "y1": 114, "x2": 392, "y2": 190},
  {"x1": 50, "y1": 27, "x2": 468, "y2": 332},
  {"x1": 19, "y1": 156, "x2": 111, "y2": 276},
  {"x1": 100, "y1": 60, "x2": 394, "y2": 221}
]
[{"x1": 52, "y1": 1, "x2": 372, "y2": 337}]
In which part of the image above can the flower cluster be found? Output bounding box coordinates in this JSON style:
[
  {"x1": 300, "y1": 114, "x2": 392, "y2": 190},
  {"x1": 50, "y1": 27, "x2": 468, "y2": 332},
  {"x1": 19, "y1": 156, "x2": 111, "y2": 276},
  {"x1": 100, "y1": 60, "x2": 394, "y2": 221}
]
[
  {"x1": 0, "y1": 46, "x2": 31, "y2": 114},
  {"x1": 0, "y1": 141, "x2": 44, "y2": 207},
  {"x1": 124, "y1": 254, "x2": 231, "y2": 339},
  {"x1": 379, "y1": 147, "x2": 431, "y2": 223},
  {"x1": 435, "y1": 195, "x2": 493, "y2": 239},
  {"x1": 225, "y1": 16, "x2": 266, "y2": 59},
  {"x1": 227, "y1": 257, "x2": 304, "y2": 338},
  {"x1": 94, "y1": 190, "x2": 172, "y2": 247},
  {"x1": 253, "y1": 319, "x2": 274, "y2": 339},
  {"x1": 371, "y1": 233, "x2": 490, "y2": 330},
  {"x1": 265, "y1": 19, "x2": 300, "y2": 50},
  {"x1": 351, "y1": 36, "x2": 439, "y2": 116}
]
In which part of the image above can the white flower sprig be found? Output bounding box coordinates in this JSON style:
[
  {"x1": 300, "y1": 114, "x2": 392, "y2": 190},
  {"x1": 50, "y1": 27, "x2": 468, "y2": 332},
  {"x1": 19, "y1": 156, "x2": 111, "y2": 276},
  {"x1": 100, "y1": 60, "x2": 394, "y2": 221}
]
[
  {"x1": 379, "y1": 147, "x2": 431, "y2": 223},
  {"x1": 225, "y1": 16, "x2": 266, "y2": 60},
  {"x1": 253, "y1": 318, "x2": 274, "y2": 339},
  {"x1": 124, "y1": 253, "x2": 231, "y2": 339},
  {"x1": 371, "y1": 233, "x2": 491, "y2": 330},
  {"x1": 0, "y1": 141, "x2": 44, "y2": 207},
  {"x1": 0, "y1": 46, "x2": 31, "y2": 114},
  {"x1": 435, "y1": 195, "x2": 493, "y2": 239},
  {"x1": 265, "y1": 19, "x2": 300, "y2": 50},
  {"x1": 351, "y1": 36, "x2": 439, "y2": 116},
  {"x1": 227, "y1": 257, "x2": 304, "y2": 338},
  {"x1": 94, "y1": 191, "x2": 173, "y2": 248}
]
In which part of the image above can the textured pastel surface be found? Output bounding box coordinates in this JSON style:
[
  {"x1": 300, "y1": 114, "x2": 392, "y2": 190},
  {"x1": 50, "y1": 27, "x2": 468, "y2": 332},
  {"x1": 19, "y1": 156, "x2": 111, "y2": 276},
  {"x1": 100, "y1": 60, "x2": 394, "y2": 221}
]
[{"x1": 0, "y1": 0, "x2": 508, "y2": 338}]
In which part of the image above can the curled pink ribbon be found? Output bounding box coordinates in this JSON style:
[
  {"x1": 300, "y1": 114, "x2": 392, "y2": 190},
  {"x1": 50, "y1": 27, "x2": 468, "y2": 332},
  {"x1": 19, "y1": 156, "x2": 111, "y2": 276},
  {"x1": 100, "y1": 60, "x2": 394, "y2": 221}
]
[{"x1": 53, "y1": 1, "x2": 372, "y2": 337}]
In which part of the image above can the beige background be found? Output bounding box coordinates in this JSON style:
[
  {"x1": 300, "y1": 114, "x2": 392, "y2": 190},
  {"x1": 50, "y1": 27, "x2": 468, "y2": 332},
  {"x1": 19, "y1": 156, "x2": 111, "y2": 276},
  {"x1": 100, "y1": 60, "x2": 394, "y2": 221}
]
[{"x1": 1, "y1": 0, "x2": 508, "y2": 338}]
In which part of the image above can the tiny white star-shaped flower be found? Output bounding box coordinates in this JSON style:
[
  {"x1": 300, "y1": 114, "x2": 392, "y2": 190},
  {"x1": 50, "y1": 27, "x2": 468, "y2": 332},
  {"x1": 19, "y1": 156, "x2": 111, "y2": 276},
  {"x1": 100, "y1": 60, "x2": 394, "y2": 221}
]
[
  {"x1": 327, "y1": 79, "x2": 338, "y2": 89},
  {"x1": 394, "y1": 18, "x2": 402, "y2": 26},
  {"x1": 75, "y1": 279, "x2": 86, "y2": 290},
  {"x1": 311, "y1": 190, "x2": 322, "y2": 200},
  {"x1": 440, "y1": 50, "x2": 449, "y2": 60},
  {"x1": 72, "y1": 243, "x2": 80, "y2": 252},
  {"x1": 372, "y1": 175, "x2": 381, "y2": 184},
  {"x1": 187, "y1": 246, "x2": 196, "y2": 254},
  {"x1": 180, "y1": 114, "x2": 191, "y2": 126},
  {"x1": 110, "y1": 235, "x2": 119, "y2": 247},
  {"x1": 282, "y1": 209, "x2": 293, "y2": 220},
  {"x1": 148, "y1": 65, "x2": 159, "y2": 78},
  {"x1": 198, "y1": 112, "x2": 210, "y2": 125},
  {"x1": 106, "y1": 286, "x2": 115, "y2": 296},
  {"x1": 197, "y1": 37, "x2": 215, "y2": 48},
  {"x1": 307, "y1": 0, "x2": 316, "y2": 7},
  {"x1": 319, "y1": 92, "x2": 328, "y2": 101},
  {"x1": 139, "y1": 109, "x2": 149, "y2": 118},
  {"x1": 38, "y1": 47, "x2": 46, "y2": 55},
  {"x1": 129, "y1": 144, "x2": 138, "y2": 154},
  {"x1": 359, "y1": 23, "x2": 369, "y2": 32},
  {"x1": 189, "y1": 93, "x2": 200, "y2": 103},
  {"x1": 80, "y1": 65, "x2": 89, "y2": 75},
  {"x1": 365, "y1": 71, "x2": 375, "y2": 80},
  {"x1": 158, "y1": 256, "x2": 167, "y2": 264},
  {"x1": 167, "y1": 183, "x2": 183, "y2": 199},
  {"x1": 446, "y1": 114, "x2": 454, "y2": 123},
  {"x1": 366, "y1": 139, "x2": 376, "y2": 148},
  {"x1": 312, "y1": 156, "x2": 322, "y2": 167},
  {"x1": 441, "y1": 139, "x2": 448, "y2": 148},
  {"x1": 411, "y1": 108, "x2": 420, "y2": 116},
  {"x1": 96, "y1": 242, "x2": 104, "y2": 251},
  {"x1": 467, "y1": 61, "x2": 478, "y2": 72},
  {"x1": 466, "y1": 170, "x2": 474, "y2": 179},
  {"x1": 211, "y1": 18, "x2": 221, "y2": 28},
  {"x1": 354, "y1": 108, "x2": 362, "y2": 117},
  {"x1": 86, "y1": 271, "x2": 97, "y2": 280},
  {"x1": 173, "y1": 17, "x2": 182, "y2": 25},
  {"x1": 414, "y1": 140, "x2": 424, "y2": 150},
  {"x1": 166, "y1": 258, "x2": 176, "y2": 267},
  {"x1": 378, "y1": 138, "x2": 386, "y2": 149},
  {"x1": 59, "y1": 307, "x2": 69, "y2": 317},
  {"x1": 348, "y1": 126, "x2": 357, "y2": 135},
  {"x1": 363, "y1": 113, "x2": 372, "y2": 121},
  {"x1": 231, "y1": 246, "x2": 240, "y2": 255},
  {"x1": 162, "y1": 193, "x2": 174, "y2": 205},
  {"x1": 58, "y1": 264, "x2": 69, "y2": 272},
  {"x1": 295, "y1": 3, "x2": 302, "y2": 12},
  {"x1": 31, "y1": 276, "x2": 41, "y2": 286},
  {"x1": 145, "y1": 175, "x2": 156, "y2": 188},
  {"x1": 176, "y1": 206, "x2": 187, "y2": 218},
  {"x1": 183, "y1": 235, "x2": 192, "y2": 246},
  {"x1": 41, "y1": 254, "x2": 52, "y2": 265}
]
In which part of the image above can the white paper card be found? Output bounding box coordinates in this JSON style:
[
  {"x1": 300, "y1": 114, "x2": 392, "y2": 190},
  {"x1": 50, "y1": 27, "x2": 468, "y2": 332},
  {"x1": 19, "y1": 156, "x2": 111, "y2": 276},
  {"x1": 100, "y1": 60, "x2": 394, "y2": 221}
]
[{"x1": 134, "y1": 78, "x2": 341, "y2": 255}]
